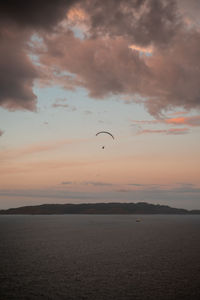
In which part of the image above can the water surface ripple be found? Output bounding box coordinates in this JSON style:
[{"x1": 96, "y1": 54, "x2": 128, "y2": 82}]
[{"x1": 0, "y1": 215, "x2": 200, "y2": 299}]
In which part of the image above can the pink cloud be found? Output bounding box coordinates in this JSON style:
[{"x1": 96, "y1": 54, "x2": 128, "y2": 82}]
[
  {"x1": 39, "y1": 19, "x2": 200, "y2": 116},
  {"x1": 137, "y1": 128, "x2": 189, "y2": 135},
  {"x1": 0, "y1": 138, "x2": 86, "y2": 160},
  {"x1": 165, "y1": 116, "x2": 200, "y2": 126},
  {"x1": 132, "y1": 120, "x2": 159, "y2": 125},
  {"x1": 52, "y1": 103, "x2": 69, "y2": 108},
  {"x1": 0, "y1": 160, "x2": 96, "y2": 177},
  {"x1": 132, "y1": 115, "x2": 200, "y2": 127},
  {"x1": 40, "y1": 33, "x2": 149, "y2": 98},
  {"x1": 167, "y1": 111, "x2": 189, "y2": 116}
]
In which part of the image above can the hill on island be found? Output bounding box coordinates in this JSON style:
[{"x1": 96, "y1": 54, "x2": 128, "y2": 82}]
[{"x1": 0, "y1": 202, "x2": 199, "y2": 215}]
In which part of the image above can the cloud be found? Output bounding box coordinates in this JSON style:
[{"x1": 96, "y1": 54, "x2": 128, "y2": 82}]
[
  {"x1": 53, "y1": 98, "x2": 68, "y2": 103},
  {"x1": 84, "y1": 110, "x2": 93, "y2": 115},
  {"x1": 168, "y1": 111, "x2": 189, "y2": 116},
  {"x1": 52, "y1": 98, "x2": 77, "y2": 110},
  {"x1": 116, "y1": 189, "x2": 129, "y2": 193},
  {"x1": 172, "y1": 183, "x2": 200, "y2": 193},
  {"x1": 0, "y1": 0, "x2": 78, "y2": 30},
  {"x1": 137, "y1": 128, "x2": 189, "y2": 135},
  {"x1": 40, "y1": 14, "x2": 200, "y2": 116},
  {"x1": 132, "y1": 115, "x2": 200, "y2": 127},
  {"x1": 78, "y1": 0, "x2": 181, "y2": 47},
  {"x1": 124, "y1": 183, "x2": 167, "y2": 190},
  {"x1": 0, "y1": 129, "x2": 4, "y2": 136},
  {"x1": 177, "y1": 0, "x2": 200, "y2": 28},
  {"x1": 0, "y1": 188, "x2": 98, "y2": 201},
  {"x1": 1, "y1": 0, "x2": 200, "y2": 116},
  {"x1": 165, "y1": 116, "x2": 200, "y2": 126},
  {"x1": 0, "y1": 158, "x2": 100, "y2": 178},
  {"x1": 61, "y1": 181, "x2": 113, "y2": 187},
  {"x1": 40, "y1": 33, "x2": 150, "y2": 98},
  {"x1": 0, "y1": 139, "x2": 83, "y2": 160},
  {"x1": 83, "y1": 181, "x2": 113, "y2": 186},
  {"x1": 1, "y1": 182, "x2": 199, "y2": 209},
  {"x1": 116, "y1": 182, "x2": 200, "y2": 195},
  {"x1": 0, "y1": 0, "x2": 78, "y2": 111},
  {"x1": 127, "y1": 183, "x2": 146, "y2": 187},
  {"x1": 52, "y1": 103, "x2": 69, "y2": 108},
  {"x1": 132, "y1": 119, "x2": 159, "y2": 125},
  {"x1": 145, "y1": 30, "x2": 200, "y2": 116},
  {"x1": 0, "y1": 27, "x2": 38, "y2": 111}
]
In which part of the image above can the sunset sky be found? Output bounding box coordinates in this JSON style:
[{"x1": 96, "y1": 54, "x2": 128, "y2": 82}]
[{"x1": 0, "y1": 0, "x2": 200, "y2": 209}]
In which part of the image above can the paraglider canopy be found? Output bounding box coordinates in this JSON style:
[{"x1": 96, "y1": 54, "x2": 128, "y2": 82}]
[{"x1": 96, "y1": 131, "x2": 114, "y2": 139}]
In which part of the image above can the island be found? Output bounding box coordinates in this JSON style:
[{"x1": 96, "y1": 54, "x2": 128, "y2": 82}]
[{"x1": 0, "y1": 202, "x2": 200, "y2": 215}]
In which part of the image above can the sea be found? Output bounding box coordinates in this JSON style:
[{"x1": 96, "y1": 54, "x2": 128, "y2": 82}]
[{"x1": 0, "y1": 214, "x2": 200, "y2": 300}]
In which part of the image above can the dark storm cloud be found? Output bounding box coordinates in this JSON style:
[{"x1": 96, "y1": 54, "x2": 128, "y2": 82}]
[
  {"x1": 81, "y1": 0, "x2": 180, "y2": 47},
  {"x1": 0, "y1": 0, "x2": 78, "y2": 30},
  {"x1": 0, "y1": 0, "x2": 78, "y2": 111},
  {"x1": 0, "y1": 28, "x2": 38, "y2": 111}
]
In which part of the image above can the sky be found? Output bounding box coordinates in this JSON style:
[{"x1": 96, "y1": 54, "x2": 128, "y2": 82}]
[{"x1": 0, "y1": 0, "x2": 200, "y2": 210}]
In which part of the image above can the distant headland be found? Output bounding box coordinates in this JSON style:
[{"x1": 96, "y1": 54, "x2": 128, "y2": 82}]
[{"x1": 0, "y1": 202, "x2": 199, "y2": 215}]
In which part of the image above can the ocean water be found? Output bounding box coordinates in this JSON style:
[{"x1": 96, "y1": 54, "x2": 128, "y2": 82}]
[{"x1": 0, "y1": 215, "x2": 200, "y2": 300}]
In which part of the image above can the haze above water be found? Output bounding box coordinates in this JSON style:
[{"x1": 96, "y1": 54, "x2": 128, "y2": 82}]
[{"x1": 1, "y1": 215, "x2": 200, "y2": 300}]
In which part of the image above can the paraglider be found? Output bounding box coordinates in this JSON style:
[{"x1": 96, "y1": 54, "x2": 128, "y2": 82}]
[
  {"x1": 96, "y1": 131, "x2": 114, "y2": 149},
  {"x1": 96, "y1": 131, "x2": 114, "y2": 139}
]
